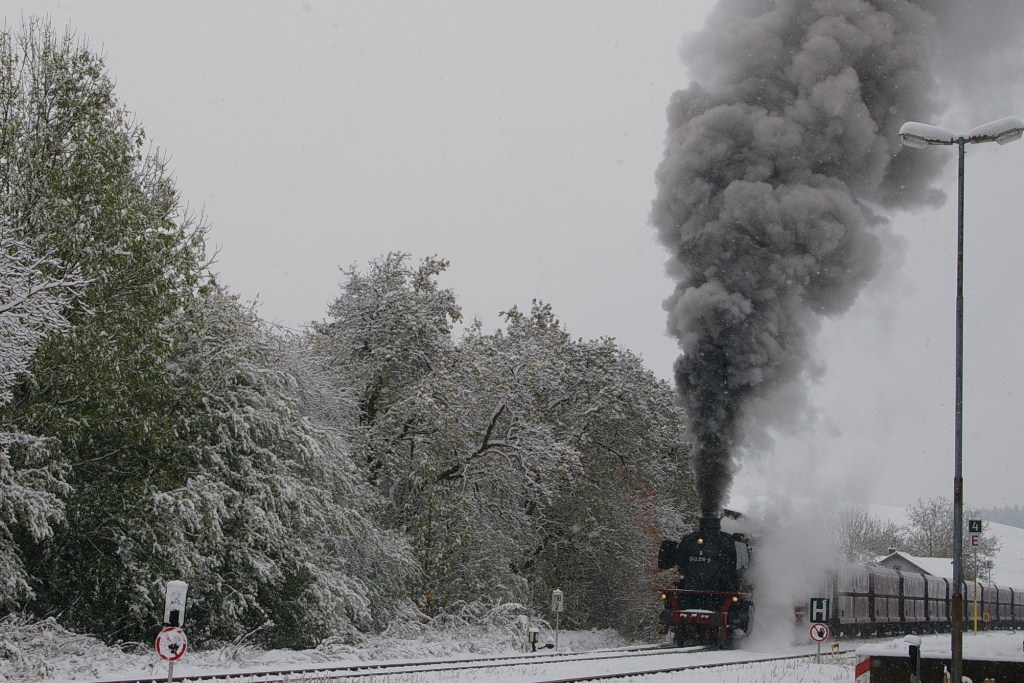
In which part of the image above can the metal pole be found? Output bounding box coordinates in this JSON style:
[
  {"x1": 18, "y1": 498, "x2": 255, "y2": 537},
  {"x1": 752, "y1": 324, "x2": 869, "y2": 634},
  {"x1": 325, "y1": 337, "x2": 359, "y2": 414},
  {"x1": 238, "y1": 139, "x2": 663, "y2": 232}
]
[
  {"x1": 167, "y1": 661, "x2": 174, "y2": 683},
  {"x1": 555, "y1": 611, "x2": 560, "y2": 652},
  {"x1": 951, "y1": 137, "x2": 966, "y2": 683}
]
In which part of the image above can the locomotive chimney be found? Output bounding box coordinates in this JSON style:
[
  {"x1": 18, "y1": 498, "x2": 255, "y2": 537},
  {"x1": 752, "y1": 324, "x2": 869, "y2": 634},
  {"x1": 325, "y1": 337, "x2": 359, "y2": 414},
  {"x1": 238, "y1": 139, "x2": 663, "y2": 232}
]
[{"x1": 698, "y1": 516, "x2": 721, "y2": 534}]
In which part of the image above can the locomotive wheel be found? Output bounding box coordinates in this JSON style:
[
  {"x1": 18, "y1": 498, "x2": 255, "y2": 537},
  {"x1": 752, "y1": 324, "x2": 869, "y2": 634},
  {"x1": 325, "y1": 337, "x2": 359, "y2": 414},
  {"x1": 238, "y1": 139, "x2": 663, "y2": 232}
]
[
  {"x1": 734, "y1": 604, "x2": 754, "y2": 641},
  {"x1": 673, "y1": 628, "x2": 690, "y2": 647},
  {"x1": 734, "y1": 603, "x2": 752, "y2": 633}
]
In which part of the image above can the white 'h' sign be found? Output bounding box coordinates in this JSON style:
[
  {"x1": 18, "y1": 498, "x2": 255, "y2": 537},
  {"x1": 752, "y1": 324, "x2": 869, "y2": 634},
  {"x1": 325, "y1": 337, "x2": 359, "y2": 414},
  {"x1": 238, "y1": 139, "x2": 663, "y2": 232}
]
[{"x1": 810, "y1": 598, "x2": 830, "y2": 623}]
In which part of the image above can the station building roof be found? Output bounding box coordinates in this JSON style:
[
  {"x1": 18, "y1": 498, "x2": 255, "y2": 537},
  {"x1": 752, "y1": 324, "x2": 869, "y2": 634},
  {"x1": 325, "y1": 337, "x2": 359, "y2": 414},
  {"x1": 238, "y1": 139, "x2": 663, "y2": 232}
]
[{"x1": 877, "y1": 551, "x2": 953, "y2": 579}]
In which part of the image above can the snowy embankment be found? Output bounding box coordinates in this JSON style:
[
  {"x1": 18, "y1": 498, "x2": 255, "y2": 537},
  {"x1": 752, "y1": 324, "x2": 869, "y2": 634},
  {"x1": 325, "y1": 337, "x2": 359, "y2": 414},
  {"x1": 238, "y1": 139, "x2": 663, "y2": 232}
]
[
  {"x1": 858, "y1": 630, "x2": 1024, "y2": 663},
  {"x1": 0, "y1": 613, "x2": 856, "y2": 683},
  {"x1": 0, "y1": 615, "x2": 635, "y2": 682}
]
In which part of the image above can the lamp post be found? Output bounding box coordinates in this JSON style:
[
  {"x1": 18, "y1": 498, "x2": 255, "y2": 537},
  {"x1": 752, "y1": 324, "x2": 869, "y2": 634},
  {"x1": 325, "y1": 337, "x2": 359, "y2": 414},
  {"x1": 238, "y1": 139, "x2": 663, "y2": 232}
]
[{"x1": 899, "y1": 116, "x2": 1024, "y2": 683}]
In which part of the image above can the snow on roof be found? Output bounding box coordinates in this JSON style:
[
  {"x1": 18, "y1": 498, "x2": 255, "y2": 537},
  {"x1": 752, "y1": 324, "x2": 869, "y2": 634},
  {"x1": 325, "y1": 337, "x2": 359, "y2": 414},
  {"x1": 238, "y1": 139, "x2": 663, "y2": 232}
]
[{"x1": 878, "y1": 551, "x2": 954, "y2": 580}]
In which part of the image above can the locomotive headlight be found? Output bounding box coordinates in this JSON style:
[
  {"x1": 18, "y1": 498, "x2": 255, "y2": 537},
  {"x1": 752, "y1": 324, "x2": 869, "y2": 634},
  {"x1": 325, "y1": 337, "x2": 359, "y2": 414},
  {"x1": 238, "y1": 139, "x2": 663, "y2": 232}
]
[
  {"x1": 661, "y1": 592, "x2": 668, "y2": 601},
  {"x1": 697, "y1": 537, "x2": 704, "y2": 545},
  {"x1": 731, "y1": 596, "x2": 739, "y2": 603}
]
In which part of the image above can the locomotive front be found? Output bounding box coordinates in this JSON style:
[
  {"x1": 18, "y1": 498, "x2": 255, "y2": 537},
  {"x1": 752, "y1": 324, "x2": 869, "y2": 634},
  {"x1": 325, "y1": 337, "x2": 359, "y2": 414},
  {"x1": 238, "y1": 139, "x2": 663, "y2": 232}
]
[{"x1": 657, "y1": 515, "x2": 753, "y2": 647}]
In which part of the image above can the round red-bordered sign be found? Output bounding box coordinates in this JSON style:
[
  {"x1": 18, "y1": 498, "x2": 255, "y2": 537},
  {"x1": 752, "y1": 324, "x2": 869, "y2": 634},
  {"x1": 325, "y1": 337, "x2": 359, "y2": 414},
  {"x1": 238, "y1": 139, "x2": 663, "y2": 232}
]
[
  {"x1": 155, "y1": 626, "x2": 188, "y2": 661},
  {"x1": 809, "y1": 623, "x2": 830, "y2": 642}
]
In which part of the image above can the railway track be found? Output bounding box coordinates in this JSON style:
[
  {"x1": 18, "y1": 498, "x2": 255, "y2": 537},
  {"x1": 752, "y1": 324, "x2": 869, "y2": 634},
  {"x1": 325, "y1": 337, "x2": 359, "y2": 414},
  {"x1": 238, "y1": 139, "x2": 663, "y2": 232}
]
[
  {"x1": 530, "y1": 649, "x2": 856, "y2": 683},
  {"x1": 88, "y1": 643, "x2": 700, "y2": 683},
  {"x1": 87, "y1": 639, "x2": 867, "y2": 683}
]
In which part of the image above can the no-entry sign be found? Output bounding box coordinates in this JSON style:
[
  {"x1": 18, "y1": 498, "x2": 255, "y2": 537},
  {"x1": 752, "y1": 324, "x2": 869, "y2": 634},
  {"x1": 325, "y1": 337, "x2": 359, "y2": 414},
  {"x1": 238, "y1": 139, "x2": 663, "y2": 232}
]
[
  {"x1": 809, "y1": 623, "x2": 830, "y2": 642},
  {"x1": 155, "y1": 626, "x2": 188, "y2": 661}
]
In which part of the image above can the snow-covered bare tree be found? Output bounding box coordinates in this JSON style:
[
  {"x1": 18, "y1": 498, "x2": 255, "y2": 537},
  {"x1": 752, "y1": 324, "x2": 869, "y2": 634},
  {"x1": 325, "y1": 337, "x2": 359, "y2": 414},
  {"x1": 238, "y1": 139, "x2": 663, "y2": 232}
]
[
  {"x1": 314, "y1": 252, "x2": 461, "y2": 434},
  {"x1": 827, "y1": 508, "x2": 902, "y2": 564},
  {"x1": 314, "y1": 261, "x2": 694, "y2": 636},
  {"x1": 313, "y1": 253, "x2": 515, "y2": 611},
  {"x1": 902, "y1": 497, "x2": 1000, "y2": 581},
  {"x1": 388, "y1": 307, "x2": 586, "y2": 613},
  {"x1": 490, "y1": 304, "x2": 692, "y2": 636}
]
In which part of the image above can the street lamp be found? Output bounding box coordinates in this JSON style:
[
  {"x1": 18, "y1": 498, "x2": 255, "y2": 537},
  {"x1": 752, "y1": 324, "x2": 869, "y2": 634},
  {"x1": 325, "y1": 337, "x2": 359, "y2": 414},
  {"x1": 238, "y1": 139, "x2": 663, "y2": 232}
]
[{"x1": 899, "y1": 116, "x2": 1024, "y2": 683}]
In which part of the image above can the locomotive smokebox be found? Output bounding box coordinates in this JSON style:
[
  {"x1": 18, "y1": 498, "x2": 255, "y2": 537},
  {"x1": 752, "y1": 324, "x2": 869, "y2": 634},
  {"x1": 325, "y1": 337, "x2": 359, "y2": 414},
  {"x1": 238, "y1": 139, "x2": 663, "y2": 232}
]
[{"x1": 698, "y1": 516, "x2": 721, "y2": 534}]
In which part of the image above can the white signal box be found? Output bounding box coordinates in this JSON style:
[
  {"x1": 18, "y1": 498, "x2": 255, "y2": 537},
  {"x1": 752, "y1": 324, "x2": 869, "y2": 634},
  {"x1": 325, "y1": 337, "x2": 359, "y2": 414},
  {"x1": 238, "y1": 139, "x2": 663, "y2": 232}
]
[{"x1": 163, "y1": 581, "x2": 188, "y2": 627}]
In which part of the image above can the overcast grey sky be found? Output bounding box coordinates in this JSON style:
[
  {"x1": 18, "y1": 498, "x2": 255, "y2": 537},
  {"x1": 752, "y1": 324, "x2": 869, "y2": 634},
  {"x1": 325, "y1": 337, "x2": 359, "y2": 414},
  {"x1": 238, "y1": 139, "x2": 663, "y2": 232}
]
[{"x1": 5, "y1": 1, "x2": 1024, "y2": 510}]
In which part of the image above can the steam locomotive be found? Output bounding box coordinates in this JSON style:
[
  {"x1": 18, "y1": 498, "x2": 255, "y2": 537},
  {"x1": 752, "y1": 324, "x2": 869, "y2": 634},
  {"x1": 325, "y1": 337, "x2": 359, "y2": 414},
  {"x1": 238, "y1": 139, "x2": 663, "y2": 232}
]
[
  {"x1": 659, "y1": 515, "x2": 1024, "y2": 648},
  {"x1": 657, "y1": 514, "x2": 754, "y2": 648}
]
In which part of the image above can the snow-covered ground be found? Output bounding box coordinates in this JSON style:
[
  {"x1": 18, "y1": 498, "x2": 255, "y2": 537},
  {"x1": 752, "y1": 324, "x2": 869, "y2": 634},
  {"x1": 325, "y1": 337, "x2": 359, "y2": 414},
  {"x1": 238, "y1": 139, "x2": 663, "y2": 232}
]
[
  {"x1": 13, "y1": 617, "x2": 1023, "y2": 683},
  {"x1": 0, "y1": 616, "x2": 856, "y2": 683},
  {"x1": 3, "y1": 603, "x2": 1017, "y2": 683}
]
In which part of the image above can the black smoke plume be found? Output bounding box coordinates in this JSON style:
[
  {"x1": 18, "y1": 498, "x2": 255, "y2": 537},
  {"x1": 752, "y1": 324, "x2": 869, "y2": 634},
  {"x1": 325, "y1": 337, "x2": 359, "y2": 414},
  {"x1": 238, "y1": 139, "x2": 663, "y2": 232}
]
[{"x1": 651, "y1": 0, "x2": 948, "y2": 517}]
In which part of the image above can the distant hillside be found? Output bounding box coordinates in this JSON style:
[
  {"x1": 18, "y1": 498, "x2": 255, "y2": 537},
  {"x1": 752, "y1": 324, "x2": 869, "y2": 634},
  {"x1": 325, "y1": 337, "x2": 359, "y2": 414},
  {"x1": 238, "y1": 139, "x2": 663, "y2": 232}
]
[
  {"x1": 989, "y1": 521, "x2": 1024, "y2": 588},
  {"x1": 974, "y1": 505, "x2": 1024, "y2": 530}
]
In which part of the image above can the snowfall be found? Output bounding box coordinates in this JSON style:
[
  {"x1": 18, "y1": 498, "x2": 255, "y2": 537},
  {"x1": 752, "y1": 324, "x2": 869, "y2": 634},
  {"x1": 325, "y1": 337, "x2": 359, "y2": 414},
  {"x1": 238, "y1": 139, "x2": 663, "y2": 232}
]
[{"x1": 3, "y1": 513, "x2": 1024, "y2": 683}]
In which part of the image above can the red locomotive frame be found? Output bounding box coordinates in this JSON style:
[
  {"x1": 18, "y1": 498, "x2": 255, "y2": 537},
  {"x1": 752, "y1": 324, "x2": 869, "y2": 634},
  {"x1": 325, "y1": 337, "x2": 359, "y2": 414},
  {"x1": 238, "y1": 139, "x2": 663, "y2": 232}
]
[{"x1": 659, "y1": 587, "x2": 753, "y2": 648}]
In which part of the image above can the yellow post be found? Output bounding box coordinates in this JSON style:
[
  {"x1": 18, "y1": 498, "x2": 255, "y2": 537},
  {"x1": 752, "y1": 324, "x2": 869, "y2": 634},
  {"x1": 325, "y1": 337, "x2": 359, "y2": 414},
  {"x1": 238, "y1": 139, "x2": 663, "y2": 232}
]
[{"x1": 973, "y1": 548, "x2": 979, "y2": 634}]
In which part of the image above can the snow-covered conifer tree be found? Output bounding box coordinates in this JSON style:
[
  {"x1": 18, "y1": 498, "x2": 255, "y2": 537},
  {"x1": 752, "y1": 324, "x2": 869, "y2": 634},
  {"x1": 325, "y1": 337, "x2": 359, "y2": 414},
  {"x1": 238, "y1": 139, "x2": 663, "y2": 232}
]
[
  {"x1": 0, "y1": 229, "x2": 86, "y2": 608},
  {"x1": 0, "y1": 19, "x2": 206, "y2": 636},
  {"x1": 153, "y1": 287, "x2": 418, "y2": 646}
]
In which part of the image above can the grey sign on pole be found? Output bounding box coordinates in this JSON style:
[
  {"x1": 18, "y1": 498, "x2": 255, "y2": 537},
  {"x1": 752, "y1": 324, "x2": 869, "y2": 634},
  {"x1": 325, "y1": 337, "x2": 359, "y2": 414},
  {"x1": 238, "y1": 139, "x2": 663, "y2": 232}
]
[
  {"x1": 969, "y1": 519, "x2": 982, "y2": 548},
  {"x1": 551, "y1": 588, "x2": 563, "y2": 652}
]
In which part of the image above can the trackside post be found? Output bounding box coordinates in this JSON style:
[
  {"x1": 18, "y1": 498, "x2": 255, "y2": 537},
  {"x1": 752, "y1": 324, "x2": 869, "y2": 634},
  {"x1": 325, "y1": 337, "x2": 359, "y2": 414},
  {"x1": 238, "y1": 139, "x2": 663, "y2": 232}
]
[
  {"x1": 551, "y1": 588, "x2": 564, "y2": 652},
  {"x1": 159, "y1": 581, "x2": 189, "y2": 682}
]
